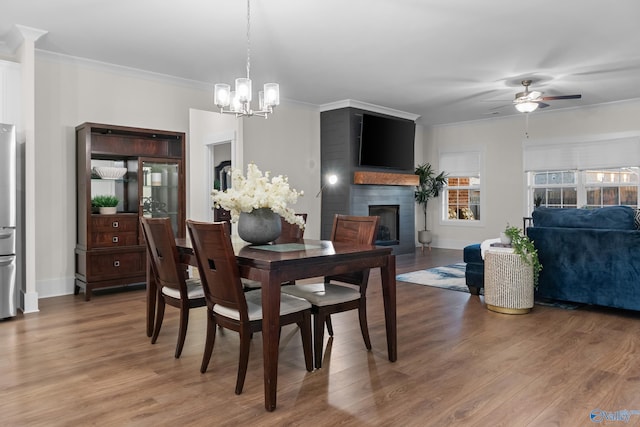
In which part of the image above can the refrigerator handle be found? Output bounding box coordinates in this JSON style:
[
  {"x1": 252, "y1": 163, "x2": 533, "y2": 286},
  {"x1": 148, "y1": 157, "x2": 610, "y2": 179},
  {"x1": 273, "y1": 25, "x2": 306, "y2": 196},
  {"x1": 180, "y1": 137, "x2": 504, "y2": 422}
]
[
  {"x1": 0, "y1": 230, "x2": 12, "y2": 239},
  {"x1": 0, "y1": 256, "x2": 14, "y2": 266}
]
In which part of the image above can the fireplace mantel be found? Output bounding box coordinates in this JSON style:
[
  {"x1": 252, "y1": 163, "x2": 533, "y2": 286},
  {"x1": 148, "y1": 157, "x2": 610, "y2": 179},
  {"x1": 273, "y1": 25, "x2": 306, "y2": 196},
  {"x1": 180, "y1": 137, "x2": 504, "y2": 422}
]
[{"x1": 353, "y1": 171, "x2": 419, "y2": 186}]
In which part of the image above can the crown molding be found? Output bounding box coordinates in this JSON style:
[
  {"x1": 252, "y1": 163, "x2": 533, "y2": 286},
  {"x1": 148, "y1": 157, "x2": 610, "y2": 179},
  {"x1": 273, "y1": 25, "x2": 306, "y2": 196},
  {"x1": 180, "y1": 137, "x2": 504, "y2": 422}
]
[
  {"x1": 0, "y1": 25, "x2": 48, "y2": 55},
  {"x1": 36, "y1": 49, "x2": 213, "y2": 91},
  {"x1": 319, "y1": 99, "x2": 420, "y2": 121}
]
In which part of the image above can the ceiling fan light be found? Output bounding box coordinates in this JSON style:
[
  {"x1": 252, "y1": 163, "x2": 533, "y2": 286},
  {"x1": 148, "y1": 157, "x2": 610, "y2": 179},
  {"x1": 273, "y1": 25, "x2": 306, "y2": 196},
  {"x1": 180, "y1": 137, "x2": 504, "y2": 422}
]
[{"x1": 515, "y1": 102, "x2": 539, "y2": 113}]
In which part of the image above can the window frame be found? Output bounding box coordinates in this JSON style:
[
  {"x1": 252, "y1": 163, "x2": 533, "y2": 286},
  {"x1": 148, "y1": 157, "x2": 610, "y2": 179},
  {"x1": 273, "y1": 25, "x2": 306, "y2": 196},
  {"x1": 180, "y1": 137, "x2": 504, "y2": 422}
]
[
  {"x1": 439, "y1": 149, "x2": 484, "y2": 227},
  {"x1": 527, "y1": 167, "x2": 639, "y2": 212}
]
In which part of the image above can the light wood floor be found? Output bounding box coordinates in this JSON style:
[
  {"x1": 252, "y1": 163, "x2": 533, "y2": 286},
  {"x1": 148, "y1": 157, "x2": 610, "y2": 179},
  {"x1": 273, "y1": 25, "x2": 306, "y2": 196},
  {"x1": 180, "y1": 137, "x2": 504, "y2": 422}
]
[{"x1": 2, "y1": 248, "x2": 640, "y2": 426}]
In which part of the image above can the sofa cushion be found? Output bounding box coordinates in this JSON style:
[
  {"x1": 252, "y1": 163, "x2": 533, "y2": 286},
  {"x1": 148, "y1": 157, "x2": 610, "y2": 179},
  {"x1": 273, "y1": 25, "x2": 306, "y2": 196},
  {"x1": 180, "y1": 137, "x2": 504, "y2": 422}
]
[
  {"x1": 532, "y1": 206, "x2": 636, "y2": 230},
  {"x1": 635, "y1": 208, "x2": 640, "y2": 230}
]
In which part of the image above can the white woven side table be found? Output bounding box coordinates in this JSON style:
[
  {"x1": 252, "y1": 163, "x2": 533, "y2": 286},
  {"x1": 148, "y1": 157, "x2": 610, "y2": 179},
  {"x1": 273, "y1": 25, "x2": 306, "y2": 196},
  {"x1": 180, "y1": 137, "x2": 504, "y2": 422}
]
[{"x1": 484, "y1": 249, "x2": 534, "y2": 314}]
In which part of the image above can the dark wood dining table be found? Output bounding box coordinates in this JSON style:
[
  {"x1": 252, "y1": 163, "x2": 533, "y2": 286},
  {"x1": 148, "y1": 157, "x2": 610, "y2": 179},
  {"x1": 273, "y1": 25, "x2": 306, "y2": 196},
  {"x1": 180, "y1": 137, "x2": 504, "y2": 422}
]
[{"x1": 146, "y1": 238, "x2": 397, "y2": 412}]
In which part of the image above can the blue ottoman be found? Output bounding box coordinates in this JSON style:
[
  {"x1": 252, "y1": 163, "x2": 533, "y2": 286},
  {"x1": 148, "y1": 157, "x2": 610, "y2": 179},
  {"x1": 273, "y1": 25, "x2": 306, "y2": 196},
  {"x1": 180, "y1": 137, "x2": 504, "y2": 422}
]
[{"x1": 463, "y1": 244, "x2": 484, "y2": 295}]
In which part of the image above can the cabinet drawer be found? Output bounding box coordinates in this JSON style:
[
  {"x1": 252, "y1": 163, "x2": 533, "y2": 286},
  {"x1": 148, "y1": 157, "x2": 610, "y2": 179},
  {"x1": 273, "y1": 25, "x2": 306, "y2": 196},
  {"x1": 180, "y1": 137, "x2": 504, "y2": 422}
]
[
  {"x1": 91, "y1": 215, "x2": 138, "y2": 232},
  {"x1": 87, "y1": 250, "x2": 145, "y2": 279},
  {"x1": 90, "y1": 231, "x2": 138, "y2": 248}
]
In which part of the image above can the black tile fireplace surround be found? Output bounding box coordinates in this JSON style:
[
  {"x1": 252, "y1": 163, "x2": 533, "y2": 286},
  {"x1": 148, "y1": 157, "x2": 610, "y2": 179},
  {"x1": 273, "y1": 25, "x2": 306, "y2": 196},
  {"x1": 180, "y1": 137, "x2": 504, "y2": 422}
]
[
  {"x1": 321, "y1": 182, "x2": 415, "y2": 255},
  {"x1": 350, "y1": 185, "x2": 415, "y2": 254}
]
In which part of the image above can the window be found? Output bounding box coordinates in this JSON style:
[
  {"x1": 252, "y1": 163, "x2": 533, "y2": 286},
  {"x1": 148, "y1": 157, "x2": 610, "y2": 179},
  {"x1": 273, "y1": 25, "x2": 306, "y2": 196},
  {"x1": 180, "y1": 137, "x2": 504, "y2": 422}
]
[
  {"x1": 446, "y1": 177, "x2": 481, "y2": 220},
  {"x1": 584, "y1": 168, "x2": 638, "y2": 207},
  {"x1": 528, "y1": 167, "x2": 639, "y2": 211},
  {"x1": 440, "y1": 150, "x2": 482, "y2": 222},
  {"x1": 524, "y1": 134, "x2": 640, "y2": 212},
  {"x1": 531, "y1": 171, "x2": 577, "y2": 209}
]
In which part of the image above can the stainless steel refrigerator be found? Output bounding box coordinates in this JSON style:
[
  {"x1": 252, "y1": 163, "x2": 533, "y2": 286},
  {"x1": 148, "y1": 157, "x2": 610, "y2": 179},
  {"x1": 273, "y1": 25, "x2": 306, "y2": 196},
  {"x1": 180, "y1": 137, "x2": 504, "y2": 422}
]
[{"x1": 0, "y1": 123, "x2": 17, "y2": 319}]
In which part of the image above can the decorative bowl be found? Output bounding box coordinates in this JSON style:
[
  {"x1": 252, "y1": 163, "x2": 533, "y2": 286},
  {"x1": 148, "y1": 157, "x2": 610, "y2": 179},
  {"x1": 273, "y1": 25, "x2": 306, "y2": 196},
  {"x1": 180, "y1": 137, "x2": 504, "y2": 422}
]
[{"x1": 93, "y1": 166, "x2": 127, "y2": 180}]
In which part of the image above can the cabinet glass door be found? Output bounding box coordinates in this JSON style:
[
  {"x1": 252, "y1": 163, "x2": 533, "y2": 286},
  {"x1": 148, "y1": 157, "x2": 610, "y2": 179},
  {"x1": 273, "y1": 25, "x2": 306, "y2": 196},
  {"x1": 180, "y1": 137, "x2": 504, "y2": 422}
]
[{"x1": 140, "y1": 159, "x2": 182, "y2": 236}]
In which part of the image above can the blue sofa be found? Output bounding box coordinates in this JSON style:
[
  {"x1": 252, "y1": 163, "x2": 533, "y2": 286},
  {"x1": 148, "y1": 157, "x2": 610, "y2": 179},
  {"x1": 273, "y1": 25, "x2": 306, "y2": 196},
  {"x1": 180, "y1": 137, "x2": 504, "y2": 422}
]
[
  {"x1": 463, "y1": 243, "x2": 484, "y2": 295},
  {"x1": 527, "y1": 206, "x2": 640, "y2": 311}
]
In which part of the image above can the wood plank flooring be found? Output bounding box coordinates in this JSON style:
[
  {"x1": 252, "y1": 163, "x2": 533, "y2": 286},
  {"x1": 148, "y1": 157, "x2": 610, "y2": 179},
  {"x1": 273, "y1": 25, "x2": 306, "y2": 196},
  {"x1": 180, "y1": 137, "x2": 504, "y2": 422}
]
[{"x1": 2, "y1": 248, "x2": 640, "y2": 426}]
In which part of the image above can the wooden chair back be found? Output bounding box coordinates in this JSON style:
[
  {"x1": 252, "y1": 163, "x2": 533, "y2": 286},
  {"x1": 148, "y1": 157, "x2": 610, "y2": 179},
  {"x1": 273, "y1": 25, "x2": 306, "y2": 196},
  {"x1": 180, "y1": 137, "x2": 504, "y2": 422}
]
[
  {"x1": 275, "y1": 213, "x2": 307, "y2": 244},
  {"x1": 140, "y1": 217, "x2": 186, "y2": 296},
  {"x1": 331, "y1": 214, "x2": 379, "y2": 245},
  {"x1": 186, "y1": 220, "x2": 249, "y2": 322},
  {"x1": 327, "y1": 214, "x2": 380, "y2": 287}
]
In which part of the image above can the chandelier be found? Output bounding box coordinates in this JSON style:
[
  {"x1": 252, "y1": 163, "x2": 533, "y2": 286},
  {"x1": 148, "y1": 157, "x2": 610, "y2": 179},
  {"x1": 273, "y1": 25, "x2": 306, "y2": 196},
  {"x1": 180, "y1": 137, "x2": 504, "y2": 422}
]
[{"x1": 214, "y1": 0, "x2": 279, "y2": 118}]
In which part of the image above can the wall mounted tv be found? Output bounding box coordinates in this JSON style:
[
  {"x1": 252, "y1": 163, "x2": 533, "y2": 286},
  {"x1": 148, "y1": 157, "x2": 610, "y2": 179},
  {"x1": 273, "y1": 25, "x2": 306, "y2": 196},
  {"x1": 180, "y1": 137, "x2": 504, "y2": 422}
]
[{"x1": 359, "y1": 113, "x2": 415, "y2": 170}]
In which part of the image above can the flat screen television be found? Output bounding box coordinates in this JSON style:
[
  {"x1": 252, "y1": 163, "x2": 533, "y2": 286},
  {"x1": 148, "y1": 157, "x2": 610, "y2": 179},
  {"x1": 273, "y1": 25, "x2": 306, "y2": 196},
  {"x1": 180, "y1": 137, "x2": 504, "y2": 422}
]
[{"x1": 359, "y1": 113, "x2": 415, "y2": 170}]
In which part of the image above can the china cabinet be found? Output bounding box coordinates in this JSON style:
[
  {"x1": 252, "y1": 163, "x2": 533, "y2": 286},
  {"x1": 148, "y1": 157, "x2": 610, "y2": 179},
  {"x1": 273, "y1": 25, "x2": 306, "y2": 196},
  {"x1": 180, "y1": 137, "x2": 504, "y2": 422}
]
[{"x1": 75, "y1": 123, "x2": 185, "y2": 300}]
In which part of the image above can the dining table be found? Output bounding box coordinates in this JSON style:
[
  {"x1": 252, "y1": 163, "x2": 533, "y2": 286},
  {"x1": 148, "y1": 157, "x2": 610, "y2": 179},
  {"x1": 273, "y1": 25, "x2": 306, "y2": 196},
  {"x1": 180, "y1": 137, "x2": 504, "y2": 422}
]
[{"x1": 145, "y1": 238, "x2": 397, "y2": 412}]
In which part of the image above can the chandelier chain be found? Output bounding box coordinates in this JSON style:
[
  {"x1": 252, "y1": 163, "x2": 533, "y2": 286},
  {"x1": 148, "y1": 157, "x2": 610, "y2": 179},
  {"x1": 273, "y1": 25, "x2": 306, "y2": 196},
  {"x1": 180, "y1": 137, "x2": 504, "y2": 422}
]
[{"x1": 246, "y1": 0, "x2": 251, "y2": 80}]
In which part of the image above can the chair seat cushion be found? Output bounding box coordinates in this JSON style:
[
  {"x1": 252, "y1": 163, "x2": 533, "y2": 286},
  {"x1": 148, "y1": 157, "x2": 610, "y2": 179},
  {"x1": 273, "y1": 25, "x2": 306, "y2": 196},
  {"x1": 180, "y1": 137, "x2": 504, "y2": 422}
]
[
  {"x1": 241, "y1": 278, "x2": 262, "y2": 289},
  {"x1": 281, "y1": 283, "x2": 361, "y2": 306},
  {"x1": 162, "y1": 279, "x2": 204, "y2": 300},
  {"x1": 213, "y1": 289, "x2": 311, "y2": 321}
]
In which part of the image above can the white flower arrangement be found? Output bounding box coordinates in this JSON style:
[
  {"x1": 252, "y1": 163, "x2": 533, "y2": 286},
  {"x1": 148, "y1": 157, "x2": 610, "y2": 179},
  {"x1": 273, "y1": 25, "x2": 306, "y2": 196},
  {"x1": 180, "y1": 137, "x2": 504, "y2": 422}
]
[{"x1": 211, "y1": 163, "x2": 305, "y2": 229}]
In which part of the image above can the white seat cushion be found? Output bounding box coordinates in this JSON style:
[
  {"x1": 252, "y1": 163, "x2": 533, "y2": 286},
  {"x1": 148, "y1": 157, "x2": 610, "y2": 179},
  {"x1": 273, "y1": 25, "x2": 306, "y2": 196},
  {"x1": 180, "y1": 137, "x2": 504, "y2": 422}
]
[
  {"x1": 241, "y1": 278, "x2": 262, "y2": 289},
  {"x1": 281, "y1": 283, "x2": 361, "y2": 306},
  {"x1": 213, "y1": 289, "x2": 311, "y2": 321},
  {"x1": 162, "y1": 279, "x2": 204, "y2": 300}
]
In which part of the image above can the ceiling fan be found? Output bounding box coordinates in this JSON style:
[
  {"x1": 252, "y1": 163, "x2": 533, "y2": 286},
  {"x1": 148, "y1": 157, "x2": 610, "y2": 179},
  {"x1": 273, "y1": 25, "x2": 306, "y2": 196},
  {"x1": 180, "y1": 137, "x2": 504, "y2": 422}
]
[{"x1": 513, "y1": 79, "x2": 582, "y2": 113}]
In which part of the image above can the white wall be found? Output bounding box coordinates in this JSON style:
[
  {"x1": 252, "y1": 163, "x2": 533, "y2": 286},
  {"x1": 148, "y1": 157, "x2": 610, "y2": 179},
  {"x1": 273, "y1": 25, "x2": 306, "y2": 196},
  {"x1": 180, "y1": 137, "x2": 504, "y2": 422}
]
[
  {"x1": 33, "y1": 52, "x2": 321, "y2": 299},
  {"x1": 242, "y1": 102, "x2": 322, "y2": 238},
  {"x1": 35, "y1": 53, "x2": 212, "y2": 298},
  {"x1": 423, "y1": 99, "x2": 640, "y2": 250}
]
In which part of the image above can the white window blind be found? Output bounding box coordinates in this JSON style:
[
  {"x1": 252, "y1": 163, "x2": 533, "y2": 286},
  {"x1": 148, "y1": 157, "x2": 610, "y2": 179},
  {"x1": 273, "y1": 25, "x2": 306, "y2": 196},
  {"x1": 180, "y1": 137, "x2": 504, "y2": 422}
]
[
  {"x1": 523, "y1": 135, "x2": 640, "y2": 172},
  {"x1": 439, "y1": 151, "x2": 480, "y2": 177}
]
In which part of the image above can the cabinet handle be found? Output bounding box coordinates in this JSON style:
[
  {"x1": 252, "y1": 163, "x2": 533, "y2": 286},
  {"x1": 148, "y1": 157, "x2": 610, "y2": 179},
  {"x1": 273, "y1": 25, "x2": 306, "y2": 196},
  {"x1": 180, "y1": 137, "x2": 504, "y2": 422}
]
[
  {"x1": 113, "y1": 260, "x2": 120, "y2": 267},
  {"x1": 112, "y1": 221, "x2": 119, "y2": 228},
  {"x1": 112, "y1": 236, "x2": 119, "y2": 243}
]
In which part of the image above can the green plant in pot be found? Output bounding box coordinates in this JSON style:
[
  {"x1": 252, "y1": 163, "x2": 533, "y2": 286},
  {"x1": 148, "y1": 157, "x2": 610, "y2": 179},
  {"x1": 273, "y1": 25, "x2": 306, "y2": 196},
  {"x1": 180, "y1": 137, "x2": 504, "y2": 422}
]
[
  {"x1": 92, "y1": 194, "x2": 119, "y2": 214},
  {"x1": 414, "y1": 163, "x2": 447, "y2": 248},
  {"x1": 503, "y1": 224, "x2": 543, "y2": 289}
]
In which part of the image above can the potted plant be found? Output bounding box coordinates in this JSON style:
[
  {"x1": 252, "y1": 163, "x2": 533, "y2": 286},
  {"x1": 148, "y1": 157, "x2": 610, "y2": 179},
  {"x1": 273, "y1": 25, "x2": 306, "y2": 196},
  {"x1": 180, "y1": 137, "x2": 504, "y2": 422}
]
[
  {"x1": 211, "y1": 163, "x2": 305, "y2": 244},
  {"x1": 414, "y1": 163, "x2": 447, "y2": 247},
  {"x1": 92, "y1": 194, "x2": 119, "y2": 214},
  {"x1": 503, "y1": 224, "x2": 543, "y2": 288},
  {"x1": 534, "y1": 195, "x2": 543, "y2": 209}
]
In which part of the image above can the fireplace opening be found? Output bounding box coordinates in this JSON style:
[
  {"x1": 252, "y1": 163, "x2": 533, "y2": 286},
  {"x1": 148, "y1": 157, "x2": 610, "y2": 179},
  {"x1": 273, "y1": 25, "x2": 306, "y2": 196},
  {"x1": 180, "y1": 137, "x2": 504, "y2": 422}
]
[{"x1": 369, "y1": 205, "x2": 399, "y2": 246}]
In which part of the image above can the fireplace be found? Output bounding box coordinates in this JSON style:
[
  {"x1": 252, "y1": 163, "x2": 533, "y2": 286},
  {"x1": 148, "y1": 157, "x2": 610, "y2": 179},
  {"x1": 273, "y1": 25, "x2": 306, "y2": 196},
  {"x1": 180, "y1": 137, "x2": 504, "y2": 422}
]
[{"x1": 369, "y1": 205, "x2": 399, "y2": 246}]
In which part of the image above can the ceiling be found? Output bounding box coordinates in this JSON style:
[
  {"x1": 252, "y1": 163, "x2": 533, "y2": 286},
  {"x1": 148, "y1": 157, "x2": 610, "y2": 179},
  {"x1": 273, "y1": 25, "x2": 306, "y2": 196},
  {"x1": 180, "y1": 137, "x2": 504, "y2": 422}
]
[{"x1": 2, "y1": 0, "x2": 640, "y2": 126}]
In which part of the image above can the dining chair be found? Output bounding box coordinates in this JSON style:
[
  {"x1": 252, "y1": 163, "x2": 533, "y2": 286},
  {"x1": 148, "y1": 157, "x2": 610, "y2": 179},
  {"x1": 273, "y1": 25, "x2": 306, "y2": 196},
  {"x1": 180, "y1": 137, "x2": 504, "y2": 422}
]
[
  {"x1": 243, "y1": 213, "x2": 307, "y2": 290},
  {"x1": 281, "y1": 214, "x2": 379, "y2": 368},
  {"x1": 275, "y1": 213, "x2": 307, "y2": 244},
  {"x1": 186, "y1": 220, "x2": 313, "y2": 394},
  {"x1": 140, "y1": 217, "x2": 205, "y2": 358}
]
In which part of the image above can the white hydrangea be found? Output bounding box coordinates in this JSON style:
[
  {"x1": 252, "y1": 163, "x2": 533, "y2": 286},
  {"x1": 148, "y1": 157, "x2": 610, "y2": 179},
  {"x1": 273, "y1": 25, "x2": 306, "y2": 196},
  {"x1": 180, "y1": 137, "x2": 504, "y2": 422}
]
[{"x1": 211, "y1": 163, "x2": 305, "y2": 229}]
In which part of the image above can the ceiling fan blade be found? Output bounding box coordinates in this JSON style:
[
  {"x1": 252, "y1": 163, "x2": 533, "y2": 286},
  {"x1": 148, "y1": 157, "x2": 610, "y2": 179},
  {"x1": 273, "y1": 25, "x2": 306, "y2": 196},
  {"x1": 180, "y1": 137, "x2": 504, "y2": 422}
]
[
  {"x1": 537, "y1": 102, "x2": 551, "y2": 109},
  {"x1": 542, "y1": 94, "x2": 582, "y2": 101},
  {"x1": 487, "y1": 104, "x2": 511, "y2": 111}
]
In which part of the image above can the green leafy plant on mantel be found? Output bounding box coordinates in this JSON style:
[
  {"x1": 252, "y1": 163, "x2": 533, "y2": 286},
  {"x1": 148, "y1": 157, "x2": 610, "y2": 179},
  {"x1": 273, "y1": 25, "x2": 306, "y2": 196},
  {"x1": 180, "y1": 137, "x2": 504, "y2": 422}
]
[
  {"x1": 504, "y1": 224, "x2": 542, "y2": 289},
  {"x1": 414, "y1": 163, "x2": 447, "y2": 231},
  {"x1": 91, "y1": 194, "x2": 119, "y2": 207}
]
